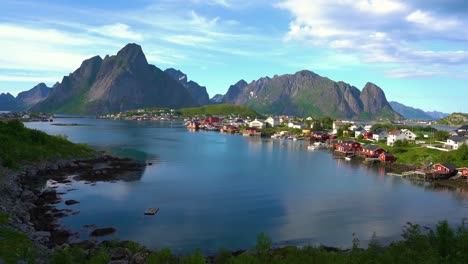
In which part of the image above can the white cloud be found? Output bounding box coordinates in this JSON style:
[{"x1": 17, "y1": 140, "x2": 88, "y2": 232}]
[
  {"x1": 89, "y1": 23, "x2": 143, "y2": 40},
  {"x1": 276, "y1": 0, "x2": 468, "y2": 78},
  {"x1": 406, "y1": 10, "x2": 459, "y2": 31}
]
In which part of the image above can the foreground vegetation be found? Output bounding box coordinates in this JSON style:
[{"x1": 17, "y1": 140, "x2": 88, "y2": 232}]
[
  {"x1": 0, "y1": 220, "x2": 457, "y2": 264},
  {"x1": 0, "y1": 120, "x2": 95, "y2": 169}
]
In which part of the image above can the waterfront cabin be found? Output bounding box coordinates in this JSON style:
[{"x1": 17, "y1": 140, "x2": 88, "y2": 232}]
[
  {"x1": 460, "y1": 168, "x2": 468, "y2": 177},
  {"x1": 312, "y1": 131, "x2": 329, "y2": 141},
  {"x1": 336, "y1": 145, "x2": 355, "y2": 154},
  {"x1": 341, "y1": 140, "x2": 362, "y2": 150},
  {"x1": 202, "y1": 116, "x2": 221, "y2": 125},
  {"x1": 379, "y1": 152, "x2": 395, "y2": 163},
  {"x1": 361, "y1": 145, "x2": 386, "y2": 158},
  {"x1": 433, "y1": 163, "x2": 458, "y2": 175}
]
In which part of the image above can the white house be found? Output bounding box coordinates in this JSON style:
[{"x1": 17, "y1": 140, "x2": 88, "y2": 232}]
[
  {"x1": 445, "y1": 136, "x2": 468, "y2": 150},
  {"x1": 364, "y1": 124, "x2": 373, "y2": 132},
  {"x1": 373, "y1": 129, "x2": 389, "y2": 142},
  {"x1": 265, "y1": 117, "x2": 280, "y2": 127},
  {"x1": 332, "y1": 120, "x2": 353, "y2": 134},
  {"x1": 288, "y1": 122, "x2": 305, "y2": 129},
  {"x1": 387, "y1": 129, "x2": 416, "y2": 146},
  {"x1": 249, "y1": 119, "x2": 264, "y2": 129},
  {"x1": 354, "y1": 127, "x2": 366, "y2": 137}
]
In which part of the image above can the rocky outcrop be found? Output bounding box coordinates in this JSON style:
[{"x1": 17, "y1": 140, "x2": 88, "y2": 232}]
[
  {"x1": 164, "y1": 68, "x2": 210, "y2": 105},
  {"x1": 32, "y1": 43, "x2": 199, "y2": 114},
  {"x1": 222, "y1": 70, "x2": 402, "y2": 120}
]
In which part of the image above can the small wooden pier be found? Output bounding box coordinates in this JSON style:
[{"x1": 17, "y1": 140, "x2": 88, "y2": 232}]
[{"x1": 144, "y1": 208, "x2": 159, "y2": 215}]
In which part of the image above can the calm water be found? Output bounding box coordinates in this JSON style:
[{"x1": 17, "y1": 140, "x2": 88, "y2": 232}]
[{"x1": 26, "y1": 118, "x2": 468, "y2": 254}]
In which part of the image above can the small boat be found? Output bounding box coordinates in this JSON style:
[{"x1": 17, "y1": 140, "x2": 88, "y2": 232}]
[
  {"x1": 307, "y1": 142, "x2": 326, "y2": 150},
  {"x1": 345, "y1": 156, "x2": 352, "y2": 161}
]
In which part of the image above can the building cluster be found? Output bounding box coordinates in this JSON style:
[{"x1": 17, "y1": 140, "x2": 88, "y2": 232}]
[
  {"x1": 99, "y1": 109, "x2": 177, "y2": 121},
  {"x1": 0, "y1": 111, "x2": 52, "y2": 122}
]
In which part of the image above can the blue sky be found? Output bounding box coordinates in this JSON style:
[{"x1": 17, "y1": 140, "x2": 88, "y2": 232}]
[{"x1": 0, "y1": 0, "x2": 467, "y2": 113}]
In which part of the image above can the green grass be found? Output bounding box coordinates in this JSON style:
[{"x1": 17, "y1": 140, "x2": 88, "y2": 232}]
[
  {"x1": 0, "y1": 213, "x2": 8, "y2": 225},
  {"x1": 0, "y1": 228, "x2": 35, "y2": 264},
  {"x1": 178, "y1": 104, "x2": 262, "y2": 118},
  {"x1": 0, "y1": 120, "x2": 95, "y2": 169},
  {"x1": 371, "y1": 141, "x2": 468, "y2": 167}
]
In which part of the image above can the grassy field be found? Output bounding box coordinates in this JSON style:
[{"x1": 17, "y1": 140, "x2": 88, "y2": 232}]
[
  {"x1": 0, "y1": 120, "x2": 95, "y2": 169},
  {"x1": 367, "y1": 140, "x2": 468, "y2": 167}
]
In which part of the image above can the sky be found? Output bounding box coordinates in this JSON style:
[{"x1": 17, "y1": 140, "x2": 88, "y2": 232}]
[{"x1": 0, "y1": 0, "x2": 467, "y2": 113}]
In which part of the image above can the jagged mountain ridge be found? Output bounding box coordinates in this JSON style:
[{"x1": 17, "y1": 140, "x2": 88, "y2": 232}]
[
  {"x1": 222, "y1": 70, "x2": 402, "y2": 120},
  {"x1": 32, "y1": 44, "x2": 199, "y2": 114},
  {"x1": 389, "y1": 101, "x2": 449, "y2": 120},
  {"x1": 164, "y1": 68, "x2": 210, "y2": 105}
]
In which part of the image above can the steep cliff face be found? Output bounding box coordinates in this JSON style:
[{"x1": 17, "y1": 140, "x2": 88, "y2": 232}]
[
  {"x1": 164, "y1": 68, "x2": 210, "y2": 106},
  {"x1": 32, "y1": 44, "x2": 199, "y2": 114},
  {"x1": 223, "y1": 70, "x2": 402, "y2": 120},
  {"x1": 16, "y1": 83, "x2": 54, "y2": 109}
]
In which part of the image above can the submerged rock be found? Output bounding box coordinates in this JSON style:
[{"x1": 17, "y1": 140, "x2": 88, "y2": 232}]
[
  {"x1": 90, "y1": 227, "x2": 116, "y2": 237},
  {"x1": 64, "y1": 200, "x2": 80, "y2": 206}
]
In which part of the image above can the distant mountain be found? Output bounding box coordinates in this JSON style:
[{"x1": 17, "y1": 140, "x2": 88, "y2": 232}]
[
  {"x1": 389, "y1": 101, "x2": 449, "y2": 120},
  {"x1": 222, "y1": 70, "x2": 402, "y2": 120},
  {"x1": 164, "y1": 68, "x2": 210, "y2": 106},
  {"x1": 16, "y1": 83, "x2": 55, "y2": 109},
  {"x1": 32, "y1": 43, "x2": 199, "y2": 114},
  {"x1": 0, "y1": 93, "x2": 22, "y2": 111},
  {"x1": 436, "y1": 113, "x2": 468, "y2": 126},
  {"x1": 210, "y1": 94, "x2": 224, "y2": 104}
]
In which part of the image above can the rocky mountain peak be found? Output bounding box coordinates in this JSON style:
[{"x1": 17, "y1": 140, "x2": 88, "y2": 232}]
[
  {"x1": 116, "y1": 43, "x2": 147, "y2": 66},
  {"x1": 164, "y1": 68, "x2": 188, "y2": 84}
]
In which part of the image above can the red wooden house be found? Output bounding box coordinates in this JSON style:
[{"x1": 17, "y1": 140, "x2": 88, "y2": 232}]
[
  {"x1": 312, "y1": 131, "x2": 329, "y2": 140},
  {"x1": 379, "y1": 152, "x2": 395, "y2": 163},
  {"x1": 460, "y1": 168, "x2": 468, "y2": 177},
  {"x1": 363, "y1": 132, "x2": 373, "y2": 140},
  {"x1": 342, "y1": 140, "x2": 362, "y2": 151},
  {"x1": 360, "y1": 145, "x2": 386, "y2": 157},
  {"x1": 336, "y1": 145, "x2": 355, "y2": 154},
  {"x1": 433, "y1": 163, "x2": 458, "y2": 175},
  {"x1": 202, "y1": 116, "x2": 220, "y2": 125}
]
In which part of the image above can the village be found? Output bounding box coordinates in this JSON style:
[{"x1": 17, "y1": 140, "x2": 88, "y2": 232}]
[
  {"x1": 97, "y1": 108, "x2": 468, "y2": 183},
  {"x1": 185, "y1": 115, "x2": 468, "y2": 182}
]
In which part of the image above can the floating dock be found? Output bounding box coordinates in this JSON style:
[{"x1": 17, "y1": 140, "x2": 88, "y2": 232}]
[{"x1": 144, "y1": 208, "x2": 159, "y2": 215}]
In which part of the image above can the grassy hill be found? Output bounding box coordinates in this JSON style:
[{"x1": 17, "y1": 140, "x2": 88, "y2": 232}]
[
  {"x1": 0, "y1": 120, "x2": 95, "y2": 169},
  {"x1": 177, "y1": 104, "x2": 262, "y2": 118},
  {"x1": 436, "y1": 112, "x2": 468, "y2": 126}
]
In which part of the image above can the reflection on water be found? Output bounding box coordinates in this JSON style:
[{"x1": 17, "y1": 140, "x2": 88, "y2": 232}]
[{"x1": 26, "y1": 119, "x2": 468, "y2": 254}]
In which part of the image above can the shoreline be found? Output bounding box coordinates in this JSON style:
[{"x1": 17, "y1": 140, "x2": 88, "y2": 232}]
[{"x1": 0, "y1": 153, "x2": 146, "y2": 262}]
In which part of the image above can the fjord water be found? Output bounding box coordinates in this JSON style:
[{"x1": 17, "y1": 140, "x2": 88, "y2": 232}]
[{"x1": 26, "y1": 119, "x2": 468, "y2": 254}]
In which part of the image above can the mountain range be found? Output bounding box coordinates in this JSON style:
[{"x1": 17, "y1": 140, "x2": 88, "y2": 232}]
[
  {"x1": 0, "y1": 43, "x2": 449, "y2": 120},
  {"x1": 222, "y1": 70, "x2": 402, "y2": 120},
  {"x1": 389, "y1": 101, "x2": 449, "y2": 120},
  {"x1": 0, "y1": 83, "x2": 55, "y2": 111}
]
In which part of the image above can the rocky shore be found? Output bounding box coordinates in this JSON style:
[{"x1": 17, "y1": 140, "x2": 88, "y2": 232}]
[{"x1": 0, "y1": 153, "x2": 146, "y2": 263}]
